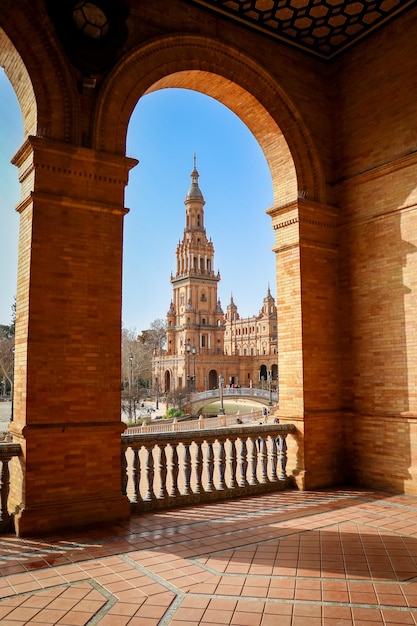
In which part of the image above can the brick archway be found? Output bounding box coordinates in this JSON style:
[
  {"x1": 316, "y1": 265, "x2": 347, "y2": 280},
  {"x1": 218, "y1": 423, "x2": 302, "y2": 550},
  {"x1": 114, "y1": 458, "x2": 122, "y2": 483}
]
[
  {"x1": 94, "y1": 35, "x2": 327, "y2": 206},
  {"x1": 0, "y1": 14, "x2": 80, "y2": 144}
]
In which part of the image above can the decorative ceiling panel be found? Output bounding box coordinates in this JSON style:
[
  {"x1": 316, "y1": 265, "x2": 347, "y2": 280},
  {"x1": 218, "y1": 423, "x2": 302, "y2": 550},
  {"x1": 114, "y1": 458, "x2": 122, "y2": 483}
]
[{"x1": 184, "y1": 0, "x2": 417, "y2": 60}]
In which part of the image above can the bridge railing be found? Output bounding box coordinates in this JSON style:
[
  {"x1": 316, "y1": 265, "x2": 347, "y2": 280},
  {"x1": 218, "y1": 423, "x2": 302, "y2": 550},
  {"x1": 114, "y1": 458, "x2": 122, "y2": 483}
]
[
  {"x1": 121, "y1": 423, "x2": 296, "y2": 513},
  {"x1": 192, "y1": 386, "x2": 278, "y2": 404}
]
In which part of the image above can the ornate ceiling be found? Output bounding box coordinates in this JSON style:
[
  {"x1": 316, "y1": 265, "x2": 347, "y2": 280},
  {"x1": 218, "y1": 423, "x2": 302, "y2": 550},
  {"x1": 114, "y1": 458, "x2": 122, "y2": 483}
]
[{"x1": 184, "y1": 0, "x2": 417, "y2": 60}]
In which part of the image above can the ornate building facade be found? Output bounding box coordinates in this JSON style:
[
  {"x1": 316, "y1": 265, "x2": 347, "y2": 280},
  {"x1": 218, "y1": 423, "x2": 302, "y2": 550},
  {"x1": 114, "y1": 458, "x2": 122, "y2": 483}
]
[{"x1": 154, "y1": 160, "x2": 278, "y2": 395}]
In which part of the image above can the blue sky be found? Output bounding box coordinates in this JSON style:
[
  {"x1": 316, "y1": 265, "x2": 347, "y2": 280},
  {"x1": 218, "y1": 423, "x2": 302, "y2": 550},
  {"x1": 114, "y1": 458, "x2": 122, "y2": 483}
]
[{"x1": 1, "y1": 71, "x2": 275, "y2": 331}]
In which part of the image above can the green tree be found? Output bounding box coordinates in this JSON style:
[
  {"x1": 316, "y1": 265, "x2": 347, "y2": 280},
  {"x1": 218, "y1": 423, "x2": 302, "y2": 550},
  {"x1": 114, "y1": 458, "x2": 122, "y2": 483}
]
[
  {"x1": 121, "y1": 319, "x2": 166, "y2": 422},
  {"x1": 0, "y1": 300, "x2": 16, "y2": 396}
]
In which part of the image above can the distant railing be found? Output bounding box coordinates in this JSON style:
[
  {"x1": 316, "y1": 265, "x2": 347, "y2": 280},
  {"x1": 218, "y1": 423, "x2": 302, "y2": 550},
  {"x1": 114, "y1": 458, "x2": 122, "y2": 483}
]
[
  {"x1": 0, "y1": 442, "x2": 21, "y2": 532},
  {"x1": 121, "y1": 423, "x2": 296, "y2": 513},
  {"x1": 124, "y1": 410, "x2": 264, "y2": 435}
]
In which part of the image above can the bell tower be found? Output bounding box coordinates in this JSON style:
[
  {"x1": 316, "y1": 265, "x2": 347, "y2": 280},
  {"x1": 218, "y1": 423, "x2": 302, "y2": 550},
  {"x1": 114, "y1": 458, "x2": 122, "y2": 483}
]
[{"x1": 169, "y1": 157, "x2": 225, "y2": 364}]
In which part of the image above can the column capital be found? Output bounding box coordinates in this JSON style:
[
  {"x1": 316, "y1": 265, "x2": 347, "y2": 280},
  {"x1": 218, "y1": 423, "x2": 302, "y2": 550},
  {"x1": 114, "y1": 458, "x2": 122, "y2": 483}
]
[{"x1": 12, "y1": 135, "x2": 138, "y2": 211}]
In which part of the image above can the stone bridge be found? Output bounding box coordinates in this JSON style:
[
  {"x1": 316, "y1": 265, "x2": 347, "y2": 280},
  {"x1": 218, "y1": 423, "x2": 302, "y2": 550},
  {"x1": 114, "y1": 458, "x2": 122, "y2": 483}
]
[{"x1": 190, "y1": 387, "x2": 278, "y2": 414}]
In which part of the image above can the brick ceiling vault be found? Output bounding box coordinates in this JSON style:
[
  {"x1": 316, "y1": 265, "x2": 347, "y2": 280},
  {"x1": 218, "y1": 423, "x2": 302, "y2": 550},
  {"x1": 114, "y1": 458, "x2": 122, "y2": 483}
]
[{"x1": 184, "y1": 0, "x2": 417, "y2": 60}]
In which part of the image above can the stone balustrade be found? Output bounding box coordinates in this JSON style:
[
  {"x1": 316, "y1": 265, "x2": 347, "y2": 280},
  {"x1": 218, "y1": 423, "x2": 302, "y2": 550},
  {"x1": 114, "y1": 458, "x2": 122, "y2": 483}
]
[
  {"x1": 121, "y1": 423, "x2": 296, "y2": 513},
  {"x1": 0, "y1": 443, "x2": 21, "y2": 532}
]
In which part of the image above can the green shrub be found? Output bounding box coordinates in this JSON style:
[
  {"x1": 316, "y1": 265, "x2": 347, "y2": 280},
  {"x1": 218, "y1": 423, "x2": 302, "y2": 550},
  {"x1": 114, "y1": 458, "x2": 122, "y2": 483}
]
[{"x1": 165, "y1": 407, "x2": 185, "y2": 418}]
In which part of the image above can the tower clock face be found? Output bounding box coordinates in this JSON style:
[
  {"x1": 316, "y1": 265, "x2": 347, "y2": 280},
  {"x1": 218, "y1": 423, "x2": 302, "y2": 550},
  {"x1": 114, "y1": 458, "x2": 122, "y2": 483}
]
[{"x1": 72, "y1": 2, "x2": 110, "y2": 39}]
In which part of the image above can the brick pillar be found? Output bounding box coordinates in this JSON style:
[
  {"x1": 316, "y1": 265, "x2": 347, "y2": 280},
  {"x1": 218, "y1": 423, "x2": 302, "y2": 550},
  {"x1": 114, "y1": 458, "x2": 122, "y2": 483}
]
[
  {"x1": 8, "y1": 136, "x2": 137, "y2": 536},
  {"x1": 268, "y1": 199, "x2": 341, "y2": 489}
]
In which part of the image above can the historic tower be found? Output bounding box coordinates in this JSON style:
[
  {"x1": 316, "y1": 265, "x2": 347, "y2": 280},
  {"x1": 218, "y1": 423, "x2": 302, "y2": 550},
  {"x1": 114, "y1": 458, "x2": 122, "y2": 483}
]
[
  {"x1": 165, "y1": 157, "x2": 225, "y2": 389},
  {"x1": 158, "y1": 159, "x2": 278, "y2": 395}
]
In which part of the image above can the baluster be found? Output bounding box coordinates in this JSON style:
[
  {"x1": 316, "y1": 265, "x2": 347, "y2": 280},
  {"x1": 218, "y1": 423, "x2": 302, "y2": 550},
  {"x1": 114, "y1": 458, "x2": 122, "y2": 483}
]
[
  {"x1": 239, "y1": 438, "x2": 249, "y2": 486},
  {"x1": 205, "y1": 441, "x2": 214, "y2": 492},
  {"x1": 143, "y1": 444, "x2": 156, "y2": 501},
  {"x1": 278, "y1": 434, "x2": 288, "y2": 480},
  {"x1": 121, "y1": 448, "x2": 128, "y2": 497},
  {"x1": 194, "y1": 442, "x2": 203, "y2": 494},
  {"x1": 259, "y1": 437, "x2": 268, "y2": 483},
  {"x1": 228, "y1": 437, "x2": 237, "y2": 488},
  {"x1": 131, "y1": 447, "x2": 141, "y2": 503},
  {"x1": 217, "y1": 439, "x2": 226, "y2": 490},
  {"x1": 157, "y1": 445, "x2": 169, "y2": 499},
  {"x1": 0, "y1": 459, "x2": 10, "y2": 523},
  {"x1": 248, "y1": 437, "x2": 259, "y2": 485},
  {"x1": 270, "y1": 437, "x2": 278, "y2": 482},
  {"x1": 170, "y1": 443, "x2": 180, "y2": 497},
  {"x1": 183, "y1": 443, "x2": 192, "y2": 495}
]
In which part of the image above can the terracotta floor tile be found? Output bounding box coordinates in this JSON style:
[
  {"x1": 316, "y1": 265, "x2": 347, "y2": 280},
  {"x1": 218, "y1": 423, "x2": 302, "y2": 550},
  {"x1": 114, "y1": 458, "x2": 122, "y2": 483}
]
[
  {"x1": 381, "y1": 609, "x2": 417, "y2": 624},
  {"x1": 295, "y1": 588, "x2": 322, "y2": 601},
  {"x1": 268, "y1": 586, "x2": 295, "y2": 599},
  {"x1": 230, "y1": 610, "x2": 263, "y2": 625},
  {"x1": 202, "y1": 607, "x2": 236, "y2": 624},
  {"x1": 1, "y1": 489, "x2": 417, "y2": 625},
  {"x1": 292, "y1": 617, "x2": 322, "y2": 626},
  {"x1": 94, "y1": 615, "x2": 130, "y2": 626}
]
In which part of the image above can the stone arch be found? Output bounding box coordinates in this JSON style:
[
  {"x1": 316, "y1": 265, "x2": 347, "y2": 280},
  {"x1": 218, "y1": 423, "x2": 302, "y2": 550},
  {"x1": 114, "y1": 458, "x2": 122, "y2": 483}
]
[
  {"x1": 0, "y1": 8, "x2": 80, "y2": 144},
  {"x1": 94, "y1": 35, "x2": 326, "y2": 205}
]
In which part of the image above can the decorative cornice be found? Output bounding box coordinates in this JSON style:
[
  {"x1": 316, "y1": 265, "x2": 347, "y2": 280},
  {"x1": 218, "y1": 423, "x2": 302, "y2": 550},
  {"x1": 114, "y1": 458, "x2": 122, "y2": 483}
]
[
  {"x1": 273, "y1": 216, "x2": 336, "y2": 231},
  {"x1": 16, "y1": 190, "x2": 129, "y2": 217}
]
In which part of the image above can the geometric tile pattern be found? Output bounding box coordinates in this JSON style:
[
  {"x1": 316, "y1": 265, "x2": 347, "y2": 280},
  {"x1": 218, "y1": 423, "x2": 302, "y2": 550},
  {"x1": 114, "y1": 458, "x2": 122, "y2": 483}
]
[
  {"x1": 1, "y1": 489, "x2": 417, "y2": 624},
  {"x1": 184, "y1": 0, "x2": 417, "y2": 60}
]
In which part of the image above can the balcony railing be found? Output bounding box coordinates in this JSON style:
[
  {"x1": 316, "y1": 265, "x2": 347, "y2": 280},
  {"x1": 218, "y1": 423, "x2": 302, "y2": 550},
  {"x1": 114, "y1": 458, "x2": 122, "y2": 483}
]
[
  {"x1": 121, "y1": 423, "x2": 296, "y2": 513},
  {"x1": 0, "y1": 424, "x2": 296, "y2": 534},
  {"x1": 0, "y1": 442, "x2": 21, "y2": 532}
]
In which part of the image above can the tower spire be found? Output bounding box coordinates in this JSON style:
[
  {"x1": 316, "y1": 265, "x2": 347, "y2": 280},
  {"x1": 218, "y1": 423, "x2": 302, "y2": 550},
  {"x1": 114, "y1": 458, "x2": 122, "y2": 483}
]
[{"x1": 185, "y1": 154, "x2": 204, "y2": 203}]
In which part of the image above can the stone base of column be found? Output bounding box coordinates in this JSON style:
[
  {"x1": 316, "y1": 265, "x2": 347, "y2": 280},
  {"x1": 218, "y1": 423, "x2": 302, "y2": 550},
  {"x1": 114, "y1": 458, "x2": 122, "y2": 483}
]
[{"x1": 12, "y1": 493, "x2": 131, "y2": 537}]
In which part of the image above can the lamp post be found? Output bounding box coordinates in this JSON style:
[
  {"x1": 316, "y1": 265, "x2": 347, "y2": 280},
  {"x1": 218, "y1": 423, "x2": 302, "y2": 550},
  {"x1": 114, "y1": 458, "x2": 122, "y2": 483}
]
[
  {"x1": 268, "y1": 370, "x2": 272, "y2": 405},
  {"x1": 192, "y1": 345, "x2": 196, "y2": 391},
  {"x1": 128, "y1": 352, "x2": 133, "y2": 421},
  {"x1": 218, "y1": 374, "x2": 225, "y2": 415},
  {"x1": 156, "y1": 360, "x2": 160, "y2": 410},
  {"x1": 186, "y1": 340, "x2": 191, "y2": 392}
]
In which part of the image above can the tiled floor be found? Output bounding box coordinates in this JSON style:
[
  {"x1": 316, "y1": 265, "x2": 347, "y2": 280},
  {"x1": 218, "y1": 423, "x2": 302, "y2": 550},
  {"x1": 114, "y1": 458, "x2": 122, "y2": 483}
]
[{"x1": 0, "y1": 489, "x2": 417, "y2": 625}]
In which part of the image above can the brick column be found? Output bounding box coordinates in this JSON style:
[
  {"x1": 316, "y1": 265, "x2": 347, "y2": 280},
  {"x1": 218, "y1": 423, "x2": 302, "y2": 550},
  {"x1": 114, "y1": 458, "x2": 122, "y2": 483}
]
[
  {"x1": 8, "y1": 137, "x2": 137, "y2": 535},
  {"x1": 268, "y1": 198, "x2": 341, "y2": 488}
]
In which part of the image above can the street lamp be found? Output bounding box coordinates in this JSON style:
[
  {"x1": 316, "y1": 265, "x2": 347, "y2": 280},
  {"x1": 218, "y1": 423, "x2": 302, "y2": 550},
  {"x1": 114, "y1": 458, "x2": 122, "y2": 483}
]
[
  {"x1": 186, "y1": 340, "x2": 191, "y2": 392},
  {"x1": 268, "y1": 370, "x2": 272, "y2": 405},
  {"x1": 156, "y1": 360, "x2": 160, "y2": 410},
  {"x1": 192, "y1": 345, "x2": 196, "y2": 391},
  {"x1": 128, "y1": 352, "x2": 133, "y2": 421},
  {"x1": 218, "y1": 374, "x2": 225, "y2": 415}
]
